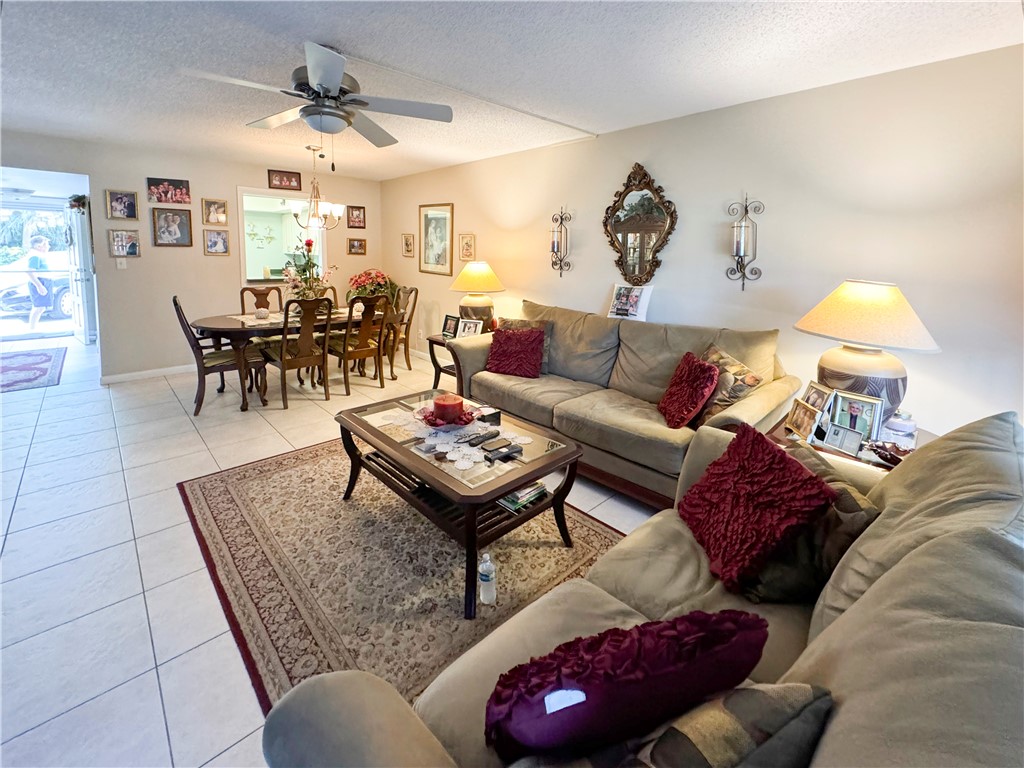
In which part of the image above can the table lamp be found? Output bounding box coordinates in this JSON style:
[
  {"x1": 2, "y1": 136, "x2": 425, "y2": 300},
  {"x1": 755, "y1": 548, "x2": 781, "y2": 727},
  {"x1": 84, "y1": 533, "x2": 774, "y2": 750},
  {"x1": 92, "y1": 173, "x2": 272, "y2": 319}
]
[
  {"x1": 794, "y1": 279, "x2": 939, "y2": 421},
  {"x1": 449, "y1": 261, "x2": 505, "y2": 327}
]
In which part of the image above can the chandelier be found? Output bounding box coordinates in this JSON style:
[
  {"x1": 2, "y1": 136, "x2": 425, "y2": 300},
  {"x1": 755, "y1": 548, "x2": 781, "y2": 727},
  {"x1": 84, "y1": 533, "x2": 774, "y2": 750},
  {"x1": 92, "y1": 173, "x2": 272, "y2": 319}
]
[{"x1": 293, "y1": 145, "x2": 344, "y2": 231}]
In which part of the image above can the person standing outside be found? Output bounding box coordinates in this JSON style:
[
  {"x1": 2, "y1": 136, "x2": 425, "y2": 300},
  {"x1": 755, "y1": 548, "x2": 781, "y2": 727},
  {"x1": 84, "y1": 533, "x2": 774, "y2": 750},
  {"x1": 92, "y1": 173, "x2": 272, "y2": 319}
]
[{"x1": 26, "y1": 235, "x2": 53, "y2": 331}]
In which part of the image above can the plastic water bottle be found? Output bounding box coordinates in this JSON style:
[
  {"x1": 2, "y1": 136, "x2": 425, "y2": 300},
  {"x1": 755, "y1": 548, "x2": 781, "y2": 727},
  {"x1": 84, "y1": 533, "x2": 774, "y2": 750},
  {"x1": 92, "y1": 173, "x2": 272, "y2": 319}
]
[{"x1": 478, "y1": 553, "x2": 496, "y2": 605}]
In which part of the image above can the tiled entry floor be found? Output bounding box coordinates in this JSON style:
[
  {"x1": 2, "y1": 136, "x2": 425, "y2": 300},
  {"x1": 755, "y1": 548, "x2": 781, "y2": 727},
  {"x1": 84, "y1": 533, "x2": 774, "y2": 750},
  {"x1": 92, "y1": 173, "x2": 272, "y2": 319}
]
[{"x1": 0, "y1": 337, "x2": 655, "y2": 767}]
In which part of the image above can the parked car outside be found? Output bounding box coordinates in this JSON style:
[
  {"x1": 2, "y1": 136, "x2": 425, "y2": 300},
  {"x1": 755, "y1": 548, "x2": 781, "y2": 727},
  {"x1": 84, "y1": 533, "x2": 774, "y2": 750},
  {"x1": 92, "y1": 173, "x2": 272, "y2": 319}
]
[{"x1": 0, "y1": 251, "x2": 72, "y2": 319}]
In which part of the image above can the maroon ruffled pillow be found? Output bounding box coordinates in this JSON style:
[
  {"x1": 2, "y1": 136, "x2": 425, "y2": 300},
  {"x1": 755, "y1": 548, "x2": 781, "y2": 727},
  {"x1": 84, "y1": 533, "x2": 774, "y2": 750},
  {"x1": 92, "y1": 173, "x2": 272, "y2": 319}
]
[
  {"x1": 658, "y1": 352, "x2": 721, "y2": 429},
  {"x1": 484, "y1": 610, "x2": 768, "y2": 762},
  {"x1": 486, "y1": 327, "x2": 545, "y2": 378},
  {"x1": 678, "y1": 424, "x2": 839, "y2": 592}
]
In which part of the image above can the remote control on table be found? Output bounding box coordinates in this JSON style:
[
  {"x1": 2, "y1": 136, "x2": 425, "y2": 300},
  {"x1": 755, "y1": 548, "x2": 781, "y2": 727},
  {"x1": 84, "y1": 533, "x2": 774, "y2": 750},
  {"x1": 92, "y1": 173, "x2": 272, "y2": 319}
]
[
  {"x1": 467, "y1": 429, "x2": 501, "y2": 447},
  {"x1": 485, "y1": 444, "x2": 524, "y2": 463}
]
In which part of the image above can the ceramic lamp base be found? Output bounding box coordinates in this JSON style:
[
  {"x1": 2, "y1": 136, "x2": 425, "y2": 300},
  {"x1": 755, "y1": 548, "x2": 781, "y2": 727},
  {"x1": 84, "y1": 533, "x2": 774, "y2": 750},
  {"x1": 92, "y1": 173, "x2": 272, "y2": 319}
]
[
  {"x1": 459, "y1": 293, "x2": 494, "y2": 327},
  {"x1": 817, "y1": 345, "x2": 907, "y2": 423}
]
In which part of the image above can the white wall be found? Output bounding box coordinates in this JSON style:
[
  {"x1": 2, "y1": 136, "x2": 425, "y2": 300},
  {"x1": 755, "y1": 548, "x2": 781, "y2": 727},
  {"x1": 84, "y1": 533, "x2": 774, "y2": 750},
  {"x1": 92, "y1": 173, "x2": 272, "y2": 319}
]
[
  {"x1": 1, "y1": 134, "x2": 384, "y2": 377},
  {"x1": 381, "y1": 47, "x2": 1023, "y2": 435}
]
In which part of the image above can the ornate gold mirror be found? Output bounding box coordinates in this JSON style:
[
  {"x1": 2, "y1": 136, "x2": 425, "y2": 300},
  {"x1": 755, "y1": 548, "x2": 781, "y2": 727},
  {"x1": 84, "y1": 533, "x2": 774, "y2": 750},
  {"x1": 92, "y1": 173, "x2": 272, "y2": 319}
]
[{"x1": 602, "y1": 163, "x2": 678, "y2": 285}]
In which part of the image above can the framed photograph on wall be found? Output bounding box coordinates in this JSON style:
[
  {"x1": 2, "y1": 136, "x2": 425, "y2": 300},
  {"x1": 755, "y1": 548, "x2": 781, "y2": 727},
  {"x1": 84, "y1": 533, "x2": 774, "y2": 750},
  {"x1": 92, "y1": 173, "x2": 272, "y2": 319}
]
[
  {"x1": 268, "y1": 170, "x2": 301, "y2": 190},
  {"x1": 202, "y1": 198, "x2": 228, "y2": 225},
  {"x1": 107, "y1": 229, "x2": 140, "y2": 257},
  {"x1": 151, "y1": 208, "x2": 193, "y2": 247},
  {"x1": 784, "y1": 399, "x2": 821, "y2": 440},
  {"x1": 105, "y1": 190, "x2": 138, "y2": 220},
  {"x1": 203, "y1": 229, "x2": 229, "y2": 256},
  {"x1": 402, "y1": 233, "x2": 415, "y2": 258},
  {"x1": 419, "y1": 203, "x2": 453, "y2": 276},
  {"x1": 456, "y1": 318, "x2": 483, "y2": 338},
  {"x1": 458, "y1": 233, "x2": 476, "y2": 261},
  {"x1": 441, "y1": 314, "x2": 460, "y2": 338},
  {"x1": 347, "y1": 238, "x2": 367, "y2": 255},
  {"x1": 823, "y1": 423, "x2": 864, "y2": 457},
  {"x1": 145, "y1": 177, "x2": 191, "y2": 204},
  {"x1": 347, "y1": 205, "x2": 366, "y2": 229},
  {"x1": 830, "y1": 390, "x2": 883, "y2": 442}
]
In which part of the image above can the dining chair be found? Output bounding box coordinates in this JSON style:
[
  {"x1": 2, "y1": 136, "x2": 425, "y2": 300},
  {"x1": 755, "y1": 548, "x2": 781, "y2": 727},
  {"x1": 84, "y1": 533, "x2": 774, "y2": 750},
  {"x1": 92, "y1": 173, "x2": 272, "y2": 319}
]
[
  {"x1": 239, "y1": 286, "x2": 284, "y2": 313},
  {"x1": 172, "y1": 295, "x2": 267, "y2": 416},
  {"x1": 389, "y1": 286, "x2": 419, "y2": 374},
  {"x1": 263, "y1": 297, "x2": 332, "y2": 409},
  {"x1": 326, "y1": 294, "x2": 391, "y2": 396}
]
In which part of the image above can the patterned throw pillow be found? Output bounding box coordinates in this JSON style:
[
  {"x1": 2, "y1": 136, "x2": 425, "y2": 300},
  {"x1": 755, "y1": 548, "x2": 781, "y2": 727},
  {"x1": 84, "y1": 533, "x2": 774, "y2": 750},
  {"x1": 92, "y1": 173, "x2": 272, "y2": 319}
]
[
  {"x1": 694, "y1": 345, "x2": 763, "y2": 426},
  {"x1": 657, "y1": 352, "x2": 720, "y2": 429},
  {"x1": 486, "y1": 328, "x2": 545, "y2": 378},
  {"x1": 498, "y1": 318, "x2": 552, "y2": 374},
  {"x1": 741, "y1": 443, "x2": 881, "y2": 604},
  {"x1": 678, "y1": 424, "x2": 838, "y2": 592},
  {"x1": 484, "y1": 610, "x2": 769, "y2": 763}
]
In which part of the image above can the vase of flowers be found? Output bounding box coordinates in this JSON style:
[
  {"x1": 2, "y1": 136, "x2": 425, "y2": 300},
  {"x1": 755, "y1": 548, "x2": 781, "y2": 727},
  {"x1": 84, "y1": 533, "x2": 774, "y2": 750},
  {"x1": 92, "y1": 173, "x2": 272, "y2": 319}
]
[
  {"x1": 347, "y1": 268, "x2": 399, "y2": 304},
  {"x1": 283, "y1": 238, "x2": 336, "y2": 301}
]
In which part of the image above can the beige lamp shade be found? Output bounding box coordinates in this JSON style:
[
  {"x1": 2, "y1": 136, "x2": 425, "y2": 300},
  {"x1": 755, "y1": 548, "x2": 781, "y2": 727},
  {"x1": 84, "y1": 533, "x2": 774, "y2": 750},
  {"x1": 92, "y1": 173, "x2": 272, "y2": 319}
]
[{"x1": 450, "y1": 261, "x2": 505, "y2": 325}]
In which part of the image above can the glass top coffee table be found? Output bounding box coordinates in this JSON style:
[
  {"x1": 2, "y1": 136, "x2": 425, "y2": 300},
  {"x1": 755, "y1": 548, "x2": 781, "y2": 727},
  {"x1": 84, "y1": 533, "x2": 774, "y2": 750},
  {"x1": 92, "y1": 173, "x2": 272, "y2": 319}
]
[{"x1": 334, "y1": 390, "x2": 583, "y2": 618}]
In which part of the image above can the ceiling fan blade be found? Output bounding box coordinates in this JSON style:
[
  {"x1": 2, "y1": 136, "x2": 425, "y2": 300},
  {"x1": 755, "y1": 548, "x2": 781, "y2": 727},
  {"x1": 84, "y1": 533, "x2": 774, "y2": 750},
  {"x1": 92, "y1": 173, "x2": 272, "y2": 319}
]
[
  {"x1": 304, "y1": 42, "x2": 347, "y2": 97},
  {"x1": 355, "y1": 95, "x2": 453, "y2": 123},
  {"x1": 247, "y1": 106, "x2": 304, "y2": 130},
  {"x1": 182, "y1": 68, "x2": 289, "y2": 96},
  {"x1": 351, "y1": 112, "x2": 398, "y2": 148}
]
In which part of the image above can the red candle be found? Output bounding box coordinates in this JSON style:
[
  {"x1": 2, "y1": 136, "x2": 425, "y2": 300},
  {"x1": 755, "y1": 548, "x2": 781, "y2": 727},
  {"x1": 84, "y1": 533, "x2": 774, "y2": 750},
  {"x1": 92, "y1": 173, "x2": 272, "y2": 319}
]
[{"x1": 433, "y1": 393, "x2": 464, "y2": 423}]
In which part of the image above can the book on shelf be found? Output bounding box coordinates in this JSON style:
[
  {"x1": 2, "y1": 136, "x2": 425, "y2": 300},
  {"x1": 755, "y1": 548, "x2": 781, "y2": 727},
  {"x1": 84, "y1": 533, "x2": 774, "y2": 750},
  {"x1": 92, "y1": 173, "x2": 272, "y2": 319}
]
[{"x1": 497, "y1": 485, "x2": 548, "y2": 512}]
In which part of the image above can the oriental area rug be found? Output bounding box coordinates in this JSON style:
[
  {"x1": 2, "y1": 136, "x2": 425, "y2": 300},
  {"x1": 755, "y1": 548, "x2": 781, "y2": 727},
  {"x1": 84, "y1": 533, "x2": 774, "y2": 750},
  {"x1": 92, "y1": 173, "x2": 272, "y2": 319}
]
[
  {"x1": 0, "y1": 347, "x2": 66, "y2": 392},
  {"x1": 178, "y1": 439, "x2": 621, "y2": 714}
]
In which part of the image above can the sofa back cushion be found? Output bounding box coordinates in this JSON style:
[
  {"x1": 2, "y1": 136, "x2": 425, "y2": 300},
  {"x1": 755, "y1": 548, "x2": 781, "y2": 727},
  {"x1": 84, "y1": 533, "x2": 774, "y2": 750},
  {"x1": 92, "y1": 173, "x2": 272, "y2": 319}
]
[
  {"x1": 810, "y1": 411, "x2": 1024, "y2": 640},
  {"x1": 521, "y1": 300, "x2": 621, "y2": 387},
  {"x1": 609, "y1": 322, "x2": 778, "y2": 404}
]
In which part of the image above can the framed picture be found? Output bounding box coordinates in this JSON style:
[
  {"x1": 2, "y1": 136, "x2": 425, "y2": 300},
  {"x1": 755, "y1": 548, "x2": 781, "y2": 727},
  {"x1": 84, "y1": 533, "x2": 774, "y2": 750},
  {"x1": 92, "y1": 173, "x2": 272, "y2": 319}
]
[
  {"x1": 203, "y1": 229, "x2": 229, "y2": 256},
  {"x1": 201, "y1": 198, "x2": 227, "y2": 225},
  {"x1": 607, "y1": 283, "x2": 652, "y2": 321},
  {"x1": 801, "y1": 381, "x2": 833, "y2": 412},
  {"x1": 347, "y1": 238, "x2": 367, "y2": 255},
  {"x1": 419, "y1": 203, "x2": 453, "y2": 276},
  {"x1": 107, "y1": 229, "x2": 140, "y2": 257},
  {"x1": 347, "y1": 205, "x2": 366, "y2": 229},
  {"x1": 456, "y1": 318, "x2": 483, "y2": 338},
  {"x1": 145, "y1": 177, "x2": 191, "y2": 204},
  {"x1": 402, "y1": 233, "x2": 415, "y2": 258},
  {"x1": 823, "y1": 423, "x2": 864, "y2": 457},
  {"x1": 268, "y1": 170, "x2": 301, "y2": 190},
  {"x1": 105, "y1": 190, "x2": 137, "y2": 220},
  {"x1": 458, "y1": 233, "x2": 476, "y2": 261},
  {"x1": 785, "y1": 399, "x2": 821, "y2": 440},
  {"x1": 830, "y1": 390, "x2": 884, "y2": 442},
  {"x1": 441, "y1": 314, "x2": 460, "y2": 338},
  {"x1": 151, "y1": 208, "x2": 193, "y2": 247}
]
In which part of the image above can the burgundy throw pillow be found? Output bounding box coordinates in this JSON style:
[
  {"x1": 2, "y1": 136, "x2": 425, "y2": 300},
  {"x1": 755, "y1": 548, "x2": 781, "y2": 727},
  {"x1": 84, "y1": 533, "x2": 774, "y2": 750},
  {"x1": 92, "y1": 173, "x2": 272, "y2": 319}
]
[
  {"x1": 484, "y1": 610, "x2": 768, "y2": 762},
  {"x1": 486, "y1": 327, "x2": 545, "y2": 378},
  {"x1": 658, "y1": 352, "x2": 721, "y2": 429},
  {"x1": 678, "y1": 424, "x2": 839, "y2": 592}
]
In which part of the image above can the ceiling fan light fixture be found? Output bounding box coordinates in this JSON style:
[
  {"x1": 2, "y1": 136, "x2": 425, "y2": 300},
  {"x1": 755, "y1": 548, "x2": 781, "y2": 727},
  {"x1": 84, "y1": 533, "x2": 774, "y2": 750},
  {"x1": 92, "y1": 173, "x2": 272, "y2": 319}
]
[{"x1": 299, "y1": 105, "x2": 352, "y2": 135}]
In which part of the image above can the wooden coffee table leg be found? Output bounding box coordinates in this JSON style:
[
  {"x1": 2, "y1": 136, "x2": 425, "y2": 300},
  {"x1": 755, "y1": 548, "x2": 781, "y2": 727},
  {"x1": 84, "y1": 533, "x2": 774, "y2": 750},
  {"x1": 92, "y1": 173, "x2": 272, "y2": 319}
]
[
  {"x1": 463, "y1": 505, "x2": 478, "y2": 619},
  {"x1": 551, "y1": 460, "x2": 578, "y2": 548},
  {"x1": 340, "y1": 427, "x2": 362, "y2": 500}
]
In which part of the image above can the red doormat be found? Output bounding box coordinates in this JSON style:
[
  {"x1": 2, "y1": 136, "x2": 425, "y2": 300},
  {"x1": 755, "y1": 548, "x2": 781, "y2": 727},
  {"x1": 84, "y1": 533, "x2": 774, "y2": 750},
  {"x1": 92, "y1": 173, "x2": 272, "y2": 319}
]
[{"x1": 0, "y1": 348, "x2": 67, "y2": 393}]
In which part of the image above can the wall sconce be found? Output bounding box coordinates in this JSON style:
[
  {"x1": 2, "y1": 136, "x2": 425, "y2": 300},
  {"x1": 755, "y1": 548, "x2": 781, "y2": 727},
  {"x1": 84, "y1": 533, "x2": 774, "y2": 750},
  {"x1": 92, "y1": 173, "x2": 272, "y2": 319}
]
[
  {"x1": 550, "y1": 207, "x2": 572, "y2": 277},
  {"x1": 727, "y1": 195, "x2": 764, "y2": 290}
]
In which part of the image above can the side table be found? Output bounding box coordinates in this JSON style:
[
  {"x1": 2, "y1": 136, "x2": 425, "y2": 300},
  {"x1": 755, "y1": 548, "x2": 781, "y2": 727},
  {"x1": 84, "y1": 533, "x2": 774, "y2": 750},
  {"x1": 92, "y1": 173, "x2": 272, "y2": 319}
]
[
  {"x1": 766, "y1": 416, "x2": 936, "y2": 469},
  {"x1": 427, "y1": 334, "x2": 457, "y2": 389}
]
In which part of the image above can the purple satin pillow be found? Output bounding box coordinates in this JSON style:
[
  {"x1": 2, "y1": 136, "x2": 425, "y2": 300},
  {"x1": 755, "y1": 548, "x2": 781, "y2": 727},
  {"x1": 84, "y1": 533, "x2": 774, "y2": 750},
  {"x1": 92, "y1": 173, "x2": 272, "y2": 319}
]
[{"x1": 484, "y1": 610, "x2": 768, "y2": 762}]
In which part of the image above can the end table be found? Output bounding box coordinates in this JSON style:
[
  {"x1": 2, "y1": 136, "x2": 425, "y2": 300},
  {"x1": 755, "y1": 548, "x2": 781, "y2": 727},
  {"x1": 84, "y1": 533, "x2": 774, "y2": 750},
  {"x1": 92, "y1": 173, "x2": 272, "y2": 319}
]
[{"x1": 427, "y1": 334, "x2": 457, "y2": 389}]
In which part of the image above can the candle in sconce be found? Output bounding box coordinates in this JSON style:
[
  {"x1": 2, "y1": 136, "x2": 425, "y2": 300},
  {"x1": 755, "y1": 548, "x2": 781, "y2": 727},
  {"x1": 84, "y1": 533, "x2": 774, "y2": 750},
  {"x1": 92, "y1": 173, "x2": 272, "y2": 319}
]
[
  {"x1": 550, "y1": 230, "x2": 558, "y2": 254},
  {"x1": 732, "y1": 221, "x2": 749, "y2": 258}
]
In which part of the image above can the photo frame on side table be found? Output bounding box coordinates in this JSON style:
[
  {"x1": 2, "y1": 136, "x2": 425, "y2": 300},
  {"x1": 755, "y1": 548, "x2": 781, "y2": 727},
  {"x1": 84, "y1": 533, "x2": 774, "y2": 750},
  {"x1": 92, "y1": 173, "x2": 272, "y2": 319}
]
[
  {"x1": 441, "y1": 314, "x2": 460, "y2": 339},
  {"x1": 419, "y1": 203, "x2": 453, "y2": 276},
  {"x1": 456, "y1": 318, "x2": 483, "y2": 338},
  {"x1": 824, "y1": 423, "x2": 864, "y2": 457},
  {"x1": 784, "y1": 399, "x2": 821, "y2": 440},
  {"x1": 801, "y1": 381, "x2": 833, "y2": 412},
  {"x1": 830, "y1": 390, "x2": 883, "y2": 442}
]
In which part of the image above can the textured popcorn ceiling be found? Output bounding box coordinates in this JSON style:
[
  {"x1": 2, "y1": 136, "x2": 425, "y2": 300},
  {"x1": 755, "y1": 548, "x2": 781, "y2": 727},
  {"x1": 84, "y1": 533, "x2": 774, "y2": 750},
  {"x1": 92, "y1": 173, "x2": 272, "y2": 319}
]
[{"x1": 1, "y1": 1, "x2": 1019, "y2": 181}]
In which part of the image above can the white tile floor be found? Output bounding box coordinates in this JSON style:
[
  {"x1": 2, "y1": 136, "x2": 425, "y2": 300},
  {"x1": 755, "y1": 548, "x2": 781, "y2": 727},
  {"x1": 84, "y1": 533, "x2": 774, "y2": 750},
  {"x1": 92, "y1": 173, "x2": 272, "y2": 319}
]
[{"x1": 0, "y1": 336, "x2": 656, "y2": 767}]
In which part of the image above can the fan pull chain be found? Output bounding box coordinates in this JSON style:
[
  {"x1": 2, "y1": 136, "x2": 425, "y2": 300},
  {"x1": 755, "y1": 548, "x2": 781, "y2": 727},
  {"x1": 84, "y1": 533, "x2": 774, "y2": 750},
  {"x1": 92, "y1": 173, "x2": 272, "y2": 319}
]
[{"x1": 331, "y1": 133, "x2": 336, "y2": 172}]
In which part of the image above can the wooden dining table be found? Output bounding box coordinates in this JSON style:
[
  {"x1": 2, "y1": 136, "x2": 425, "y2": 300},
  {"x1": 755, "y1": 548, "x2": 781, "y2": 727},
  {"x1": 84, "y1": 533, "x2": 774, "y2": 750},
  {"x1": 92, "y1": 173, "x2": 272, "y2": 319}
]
[{"x1": 191, "y1": 308, "x2": 401, "y2": 411}]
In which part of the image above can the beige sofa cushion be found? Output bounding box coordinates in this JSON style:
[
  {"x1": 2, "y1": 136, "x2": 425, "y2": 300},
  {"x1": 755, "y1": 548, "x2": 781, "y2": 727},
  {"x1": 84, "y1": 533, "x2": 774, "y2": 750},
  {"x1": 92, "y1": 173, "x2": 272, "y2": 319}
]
[
  {"x1": 470, "y1": 372, "x2": 603, "y2": 428},
  {"x1": 586, "y1": 509, "x2": 812, "y2": 684},
  {"x1": 783, "y1": 526, "x2": 1023, "y2": 767},
  {"x1": 521, "y1": 300, "x2": 621, "y2": 387},
  {"x1": 810, "y1": 411, "x2": 1024, "y2": 639},
  {"x1": 608, "y1": 322, "x2": 778, "y2": 404},
  {"x1": 553, "y1": 389, "x2": 694, "y2": 476},
  {"x1": 414, "y1": 579, "x2": 647, "y2": 768}
]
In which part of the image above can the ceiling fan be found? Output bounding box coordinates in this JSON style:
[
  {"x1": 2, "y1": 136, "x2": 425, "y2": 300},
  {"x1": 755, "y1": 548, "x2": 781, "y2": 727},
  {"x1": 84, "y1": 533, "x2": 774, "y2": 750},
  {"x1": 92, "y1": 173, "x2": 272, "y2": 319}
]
[{"x1": 187, "y1": 42, "x2": 453, "y2": 148}]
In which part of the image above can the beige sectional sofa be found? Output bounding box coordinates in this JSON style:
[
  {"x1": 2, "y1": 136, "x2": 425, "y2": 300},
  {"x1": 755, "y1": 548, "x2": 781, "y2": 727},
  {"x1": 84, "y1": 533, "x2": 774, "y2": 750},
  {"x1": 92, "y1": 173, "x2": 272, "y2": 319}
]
[
  {"x1": 262, "y1": 411, "x2": 1023, "y2": 768},
  {"x1": 445, "y1": 301, "x2": 800, "y2": 504}
]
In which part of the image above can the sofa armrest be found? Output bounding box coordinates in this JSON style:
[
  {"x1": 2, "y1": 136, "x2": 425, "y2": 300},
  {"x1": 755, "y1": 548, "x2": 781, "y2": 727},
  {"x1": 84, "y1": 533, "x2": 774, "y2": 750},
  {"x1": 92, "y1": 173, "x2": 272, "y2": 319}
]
[
  {"x1": 446, "y1": 333, "x2": 493, "y2": 397},
  {"x1": 704, "y1": 374, "x2": 802, "y2": 432},
  {"x1": 263, "y1": 671, "x2": 457, "y2": 768}
]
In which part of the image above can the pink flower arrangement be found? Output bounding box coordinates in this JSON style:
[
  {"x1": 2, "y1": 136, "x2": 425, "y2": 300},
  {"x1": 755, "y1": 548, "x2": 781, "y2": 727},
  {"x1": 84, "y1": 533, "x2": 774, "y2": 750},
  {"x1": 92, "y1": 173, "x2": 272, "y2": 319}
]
[{"x1": 347, "y1": 269, "x2": 398, "y2": 303}]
